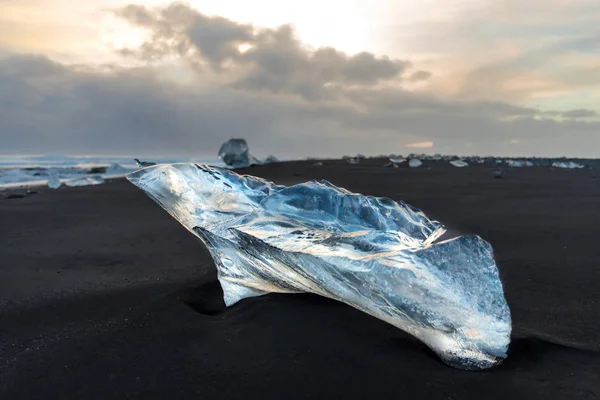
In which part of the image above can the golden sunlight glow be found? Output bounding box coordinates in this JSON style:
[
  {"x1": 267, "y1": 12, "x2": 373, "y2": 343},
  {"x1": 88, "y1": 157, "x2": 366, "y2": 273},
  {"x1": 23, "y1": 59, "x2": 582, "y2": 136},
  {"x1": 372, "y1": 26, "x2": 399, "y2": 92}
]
[
  {"x1": 187, "y1": 0, "x2": 372, "y2": 54},
  {"x1": 405, "y1": 141, "x2": 434, "y2": 148},
  {"x1": 99, "y1": 13, "x2": 149, "y2": 52}
]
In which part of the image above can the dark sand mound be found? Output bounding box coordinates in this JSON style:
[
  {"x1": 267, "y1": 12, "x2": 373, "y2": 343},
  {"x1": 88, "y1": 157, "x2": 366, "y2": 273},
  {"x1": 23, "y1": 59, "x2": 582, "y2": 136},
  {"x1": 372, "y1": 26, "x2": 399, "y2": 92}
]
[{"x1": 1, "y1": 159, "x2": 599, "y2": 399}]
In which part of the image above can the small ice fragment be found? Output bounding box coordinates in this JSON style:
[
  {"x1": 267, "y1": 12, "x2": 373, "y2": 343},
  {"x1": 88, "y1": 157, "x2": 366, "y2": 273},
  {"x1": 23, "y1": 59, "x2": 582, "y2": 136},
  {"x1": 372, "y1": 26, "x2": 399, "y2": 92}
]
[
  {"x1": 134, "y1": 158, "x2": 156, "y2": 168},
  {"x1": 65, "y1": 176, "x2": 105, "y2": 187},
  {"x1": 507, "y1": 160, "x2": 533, "y2": 168},
  {"x1": 389, "y1": 157, "x2": 406, "y2": 164},
  {"x1": 450, "y1": 160, "x2": 468, "y2": 168},
  {"x1": 347, "y1": 158, "x2": 359, "y2": 164},
  {"x1": 385, "y1": 157, "x2": 406, "y2": 168},
  {"x1": 264, "y1": 155, "x2": 279, "y2": 164},
  {"x1": 552, "y1": 161, "x2": 584, "y2": 169},
  {"x1": 409, "y1": 159, "x2": 423, "y2": 168},
  {"x1": 47, "y1": 175, "x2": 62, "y2": 189}
]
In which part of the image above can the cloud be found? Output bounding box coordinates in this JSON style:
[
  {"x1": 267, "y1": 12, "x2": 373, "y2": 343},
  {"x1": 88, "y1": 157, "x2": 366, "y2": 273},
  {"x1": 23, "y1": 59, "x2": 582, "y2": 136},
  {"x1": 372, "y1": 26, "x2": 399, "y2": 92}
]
[
  {"x1": 1, "y1": 50, "x2": 599, "y2": 158},
  {"x1": 372, "y1": 0, "x2": 600, "y2": 109},
  {"x1": 115, "y1": 3, "x2": 412, "y2": 100},
  {"x1": 560, "y1": 108, "x2": 598, "y2": 119},
  {"x1": 0, "y1": 3, "x2": 599, "y2": 158}
]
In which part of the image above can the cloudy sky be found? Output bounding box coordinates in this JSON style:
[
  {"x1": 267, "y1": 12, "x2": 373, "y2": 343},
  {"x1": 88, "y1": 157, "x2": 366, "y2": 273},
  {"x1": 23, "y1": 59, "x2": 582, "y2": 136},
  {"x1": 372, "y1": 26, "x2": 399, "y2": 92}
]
[{"x1": 1, "y1": 0, "x2": 599, "y2": 157}]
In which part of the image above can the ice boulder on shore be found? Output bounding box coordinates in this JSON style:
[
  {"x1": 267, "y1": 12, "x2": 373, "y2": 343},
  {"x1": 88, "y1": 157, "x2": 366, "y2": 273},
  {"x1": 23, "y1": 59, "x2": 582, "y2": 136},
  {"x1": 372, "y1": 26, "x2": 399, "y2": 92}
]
[
  {"x1": 127, "y1": 163, "x2": 511, "y2": 370},
  {"x1": 218, "y1": 138, "x2": 260, "y2": 168}
]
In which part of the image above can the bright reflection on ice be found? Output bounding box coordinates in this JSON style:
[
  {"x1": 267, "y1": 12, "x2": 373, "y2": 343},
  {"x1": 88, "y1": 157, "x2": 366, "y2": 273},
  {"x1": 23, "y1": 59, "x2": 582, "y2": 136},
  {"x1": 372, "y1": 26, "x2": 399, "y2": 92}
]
[{"x1": 127, "y1": 163, "x2": 511, "y2": 370}]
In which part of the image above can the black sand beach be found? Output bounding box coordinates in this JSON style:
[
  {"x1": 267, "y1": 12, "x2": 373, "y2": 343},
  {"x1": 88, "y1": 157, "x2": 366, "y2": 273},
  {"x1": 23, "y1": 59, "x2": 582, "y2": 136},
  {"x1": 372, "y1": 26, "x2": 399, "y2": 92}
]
[{"x1": 1, "y1": 159, "x2": 599, "y2": 399}]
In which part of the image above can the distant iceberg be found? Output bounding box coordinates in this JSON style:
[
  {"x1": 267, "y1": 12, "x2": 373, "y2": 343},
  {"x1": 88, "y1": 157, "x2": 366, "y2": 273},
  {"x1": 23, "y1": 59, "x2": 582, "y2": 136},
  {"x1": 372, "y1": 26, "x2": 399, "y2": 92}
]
[
  {"x1": 127, "y1": 163, "x2": 511, "y2": 370},
  {"x1": 218, "y1": 139, "x2": 260, "y2": 168}
]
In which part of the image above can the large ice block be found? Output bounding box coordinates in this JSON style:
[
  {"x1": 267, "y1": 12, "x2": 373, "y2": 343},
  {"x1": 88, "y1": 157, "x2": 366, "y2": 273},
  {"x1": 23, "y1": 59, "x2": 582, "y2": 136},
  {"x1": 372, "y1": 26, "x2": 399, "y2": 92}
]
[{"x1": 127, "y1": 163, "x2": 511, "y2": 370}]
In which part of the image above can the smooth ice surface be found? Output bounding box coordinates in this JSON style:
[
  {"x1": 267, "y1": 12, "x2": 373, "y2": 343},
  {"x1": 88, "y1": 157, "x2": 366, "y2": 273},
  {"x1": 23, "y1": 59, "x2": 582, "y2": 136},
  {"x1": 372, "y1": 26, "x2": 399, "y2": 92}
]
[
  {"x1": 127, "y1": 163, "x2": 512, "y2": 370},
  {"x1": 450, "y1": 160, "x2": 468, "y2": 168}
]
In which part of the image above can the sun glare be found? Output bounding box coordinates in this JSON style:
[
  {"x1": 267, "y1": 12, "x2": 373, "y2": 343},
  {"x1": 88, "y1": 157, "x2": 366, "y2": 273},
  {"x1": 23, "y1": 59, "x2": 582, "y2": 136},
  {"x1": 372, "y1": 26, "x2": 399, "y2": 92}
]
[
  {"x1": 99, "y1": 13, "x2": 149, "y2": 52},
  {"x1": 188, "y1": 0, "x2": 372, "y2": 54}
]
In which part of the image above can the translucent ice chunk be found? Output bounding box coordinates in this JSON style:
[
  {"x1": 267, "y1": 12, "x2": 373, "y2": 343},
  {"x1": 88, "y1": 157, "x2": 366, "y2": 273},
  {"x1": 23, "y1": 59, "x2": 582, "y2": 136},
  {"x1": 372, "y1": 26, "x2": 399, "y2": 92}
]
[
  {"x1": 47, "y1": 175, "x2": 62, "y2": 189},
  {"x1": 65, "y1": 176, "x2": 105, "y2": 187},
  {"x1": 450, "y1": 160, "x2": 468, "y2": 168},
  {"x1": 127, "y1": 163, "x2": 511, "y2": 370},
  {"x1": 409, "y1": 159, "x2": 423, "y2": 168},
  {"x1": 218, "y1": 138, "x2": 258, "y2": 168}
]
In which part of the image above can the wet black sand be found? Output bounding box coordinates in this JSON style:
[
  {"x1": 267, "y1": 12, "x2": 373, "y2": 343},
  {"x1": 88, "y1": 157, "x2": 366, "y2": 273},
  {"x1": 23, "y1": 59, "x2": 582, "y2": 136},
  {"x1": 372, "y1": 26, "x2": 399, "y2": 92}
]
[{"x1": 1, "y1": 159, "x2": 599, "y2": 399}]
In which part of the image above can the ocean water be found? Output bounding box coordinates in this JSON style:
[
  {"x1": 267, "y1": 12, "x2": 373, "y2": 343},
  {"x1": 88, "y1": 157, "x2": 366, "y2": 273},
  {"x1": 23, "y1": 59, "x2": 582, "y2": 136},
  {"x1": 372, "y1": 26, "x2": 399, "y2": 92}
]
[{"x1": 0, "y1": 155, "x2": 224, "y2": 188}]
